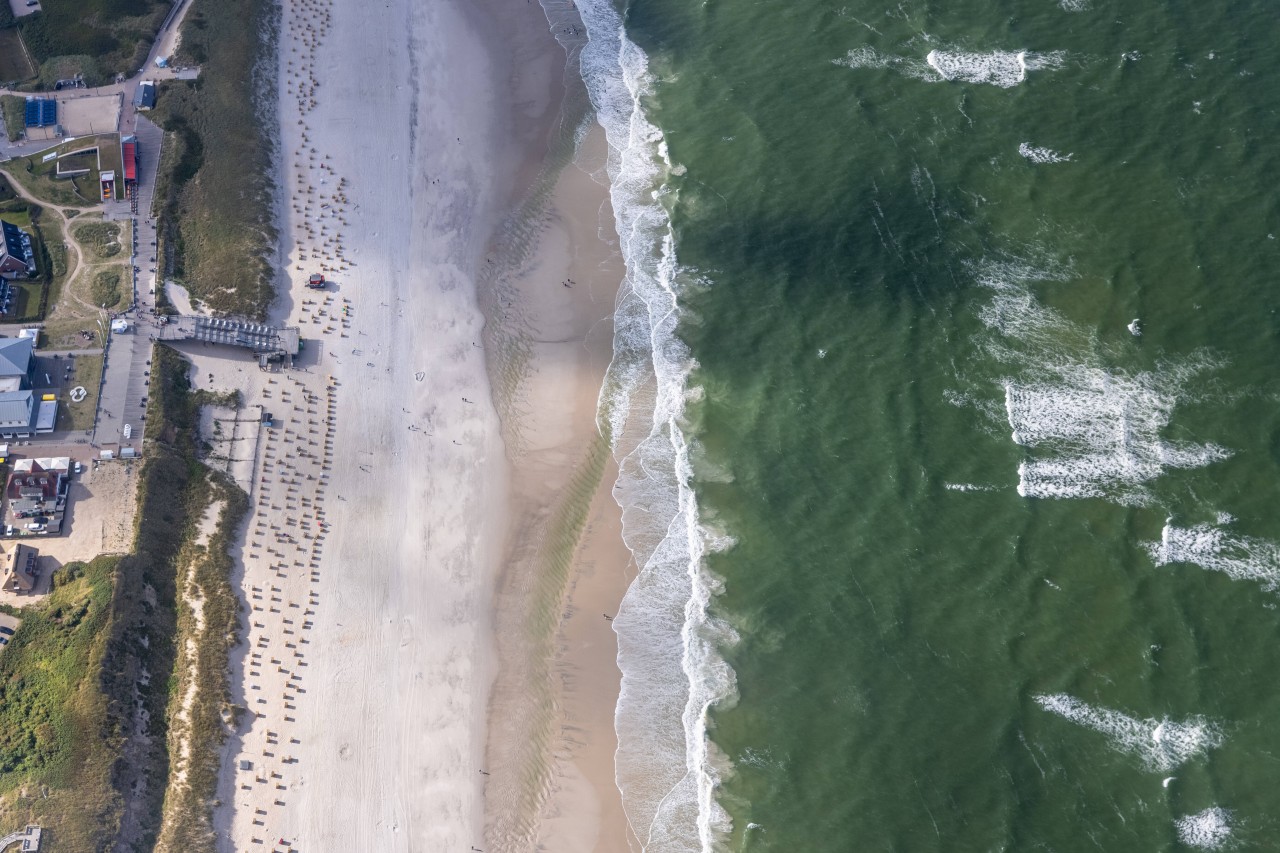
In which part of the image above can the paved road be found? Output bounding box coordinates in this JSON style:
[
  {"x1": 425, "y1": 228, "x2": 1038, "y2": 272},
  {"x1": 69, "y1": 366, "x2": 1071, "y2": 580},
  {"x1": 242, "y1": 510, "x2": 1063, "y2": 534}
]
[{"x1": 95, "y1": 114, "x2": 164, "y2": 452}]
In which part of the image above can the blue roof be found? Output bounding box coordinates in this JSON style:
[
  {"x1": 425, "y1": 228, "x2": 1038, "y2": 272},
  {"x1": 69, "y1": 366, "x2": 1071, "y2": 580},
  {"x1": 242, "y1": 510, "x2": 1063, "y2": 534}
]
[{"x1": 23, "y1": 98, "x2": 56, "y2": 128}]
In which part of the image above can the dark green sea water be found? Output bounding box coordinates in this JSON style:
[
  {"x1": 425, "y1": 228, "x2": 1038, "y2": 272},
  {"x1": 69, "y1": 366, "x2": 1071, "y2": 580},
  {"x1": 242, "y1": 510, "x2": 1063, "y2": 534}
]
[{"x1": 577, "y1": 0, "x2": 1280, "y2": 848}]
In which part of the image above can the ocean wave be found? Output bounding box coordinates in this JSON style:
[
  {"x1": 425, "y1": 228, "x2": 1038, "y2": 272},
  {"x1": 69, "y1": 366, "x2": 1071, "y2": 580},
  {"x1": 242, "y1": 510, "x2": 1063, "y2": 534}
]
[
  {"x1": 836, "y1": 46, "x2": 1066, "y2": 87},
  {"x1": 968, "y1": 256, "x2": 1230, "y2": 504},
  {"x1": 927, "y1": 49, "x2": 1067, "y2": 87},
  {"x1": 1146, "y1": 521, "x2": 1280, "y2": 592},
  {"x1": 575, "y1": 0, "x2": 736, "y2": 848},
  {"x1": 1175, "y1": 807, "x2": 1235, "y2": 850},
  {"x1": 833, "y1": 47, "x2": 935, "y2": 81},
  {"x1": 1033, "y1": 693, "x2": 1224, "y2": 771},
  {"x1": 1018, "y1": 142, "x2": 1073, "y2": 163}
]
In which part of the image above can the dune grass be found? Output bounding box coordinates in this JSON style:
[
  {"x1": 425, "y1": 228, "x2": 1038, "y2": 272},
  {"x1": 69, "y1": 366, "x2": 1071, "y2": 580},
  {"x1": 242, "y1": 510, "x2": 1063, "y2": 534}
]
[{"x1": 150, "y1": 0, "x2": 278, "y2": 319}]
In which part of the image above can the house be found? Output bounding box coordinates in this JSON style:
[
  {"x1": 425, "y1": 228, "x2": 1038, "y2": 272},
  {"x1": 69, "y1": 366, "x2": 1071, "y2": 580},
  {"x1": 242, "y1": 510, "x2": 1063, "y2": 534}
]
[
  {"x1": 133, "y1": 81, "x2": 156, "y2": 111},
  {"x1": 0, "y1": 222, "x2": 35, "y2": 280},
  {"x1": 3, "y1": 544, "x2": 39, "y2": 593}
]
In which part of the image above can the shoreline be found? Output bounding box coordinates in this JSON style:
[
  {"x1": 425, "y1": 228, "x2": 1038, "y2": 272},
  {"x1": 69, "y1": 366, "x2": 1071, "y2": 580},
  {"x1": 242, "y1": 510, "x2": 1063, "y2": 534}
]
[{"x1": 480, "y1": 116, "x2": 635, "y2": 851}]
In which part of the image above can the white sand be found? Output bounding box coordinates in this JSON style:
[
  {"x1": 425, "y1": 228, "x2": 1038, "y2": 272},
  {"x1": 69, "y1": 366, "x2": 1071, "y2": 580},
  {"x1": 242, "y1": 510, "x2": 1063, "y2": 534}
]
[
  {"x1": 211, "y1": 0, "x2": 531, "y2": 848},
  {"x1": 207, "y1": 0, "x2": 638, "y2": 848}
]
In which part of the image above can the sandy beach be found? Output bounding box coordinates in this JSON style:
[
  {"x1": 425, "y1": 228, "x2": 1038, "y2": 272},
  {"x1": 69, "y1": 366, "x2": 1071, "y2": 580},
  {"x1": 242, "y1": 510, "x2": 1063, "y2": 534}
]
[{"x1": 198, "y1": 0, "x2": 635, "y2": 849}]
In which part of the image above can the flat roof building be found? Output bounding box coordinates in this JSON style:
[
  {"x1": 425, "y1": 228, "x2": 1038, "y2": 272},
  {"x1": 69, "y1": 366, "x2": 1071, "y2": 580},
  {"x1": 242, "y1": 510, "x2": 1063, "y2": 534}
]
[{"x1": 0, "y1": 391, "x2": 33, "y2": 433}]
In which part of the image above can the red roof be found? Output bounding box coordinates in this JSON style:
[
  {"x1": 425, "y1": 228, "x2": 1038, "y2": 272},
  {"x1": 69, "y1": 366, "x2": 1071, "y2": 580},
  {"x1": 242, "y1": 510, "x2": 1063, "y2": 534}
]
[{"x1": 122, "y1": 142, "x2": 136, "y2": 181}]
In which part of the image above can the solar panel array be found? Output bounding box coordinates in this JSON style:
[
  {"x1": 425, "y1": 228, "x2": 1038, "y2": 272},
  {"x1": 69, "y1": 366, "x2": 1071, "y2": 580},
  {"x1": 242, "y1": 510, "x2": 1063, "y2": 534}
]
[{"x1": 23, "y1": 98, "x2": 56, "y2": 128}]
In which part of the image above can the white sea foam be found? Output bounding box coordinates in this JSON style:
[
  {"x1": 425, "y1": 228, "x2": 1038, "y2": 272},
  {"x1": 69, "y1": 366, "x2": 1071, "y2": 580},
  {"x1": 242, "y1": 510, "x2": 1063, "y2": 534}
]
[
  {"x1": 927, "y1": 49, "x2": 1066, "y2": 87},
  {"x1": 969, "y1": 257, "x2": 1230, "y2": 504},
  {"x1": 1033, "y1": 693, "x2": 1224, "y2": 771},
  {"x1": 1018, "y1": 142, "x2": 1073, "y2": 163},
  {"x1": 1058, "y1": 0, "x2": 1090, "y2": 10},
  {"x1": 944, "y1": 482, "x2": 998, "y2": 492},
  {"x1": 1146, "y1": 521, "x2": 1280, "y2": 592},
  {"x1": 833, "y1": 47, "x2": 935, "y2": 81},
  {"x1": 1175, "y1": 807, "x2": 1235, "y2": 850},
  {"x1": 575, "y1": 0, "x2": 736, "y2": 848}
]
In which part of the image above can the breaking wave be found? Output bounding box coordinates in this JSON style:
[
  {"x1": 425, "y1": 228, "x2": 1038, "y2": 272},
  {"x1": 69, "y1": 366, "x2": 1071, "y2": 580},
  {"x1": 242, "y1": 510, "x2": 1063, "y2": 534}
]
[
  {"x1": 1175, "y1": 807, "x2": 1235, "y2": 850},
  {"x1": 576, "y1": 0, "x2": 736, "y2": 849},
  {"x1": 836, "y1": 46, "x2": 1066, "y2": 87},
  {"x1": 1033, "y1": 693, "x2": 1224, "y2": 771},
  {"x1": 969, "y1": 256, "x2": 1230, "y2": 504},
  {"x1": 927, "y1": 49, "x2": 1066, "y2": 87},
  {"x1": 1147, "y1": 521, "x2": 1280, "y2": 592},
  {"x1": 1018, "y1": 142, "x2": 1073, "y2": 163}
]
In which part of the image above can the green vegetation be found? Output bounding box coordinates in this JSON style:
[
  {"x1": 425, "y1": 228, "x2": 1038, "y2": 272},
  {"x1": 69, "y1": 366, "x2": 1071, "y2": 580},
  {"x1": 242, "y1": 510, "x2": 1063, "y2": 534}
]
[
  {"x1": 15, "y1": 0, "x2": 171, "y2": 86},
  {"x1": 0, "y1": 95, "x2": 26, "y2": 143},
  {"x1": 95, "y1": 344, "x2": 248, "y2": 850},
  {"x1": 0, "y1": 208, "x2": 31, "y2": 229},
  {"x1": 0, "y1": 29, "x2": 36, "y2": 85},
  {"x1": 151, "y1": 0, "x2": 278, "y2": 318},
  {"x1": 2, "y1": 155, "x2": 93, "y2": 208},
  {"x1": 90, "y1": 267, "x2": 124, "y2": 310},
  {"x1": 0, "y1": 136, "x2": 120, "y2": 206},
  {"x1": 55, "y1": 353, "x2": 103, "y2": 432},
  {"x1": 0, "y1": 556, "x2": 124, "y2": 849},
  {"x1": 73, "y1": 218, "x2": 123, "y2": 261},
  {"x1": 0, "y1": 344, "x2": 249, "y2": 851}
]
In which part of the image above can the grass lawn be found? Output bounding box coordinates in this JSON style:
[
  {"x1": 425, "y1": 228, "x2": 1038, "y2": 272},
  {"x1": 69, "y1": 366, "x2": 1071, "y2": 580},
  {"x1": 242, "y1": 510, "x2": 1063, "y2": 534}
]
[
  {"x1": 54, "y1": 353, "x2": 103, "y2": 432},
  {"x1": 1, "y1": 158, "x2": 92, "y2": 209},
  {"x1": 0, "y1": 556, "x2": 123, "y2": 849},
  {"x1": 7, "y1": 284, "x2": 41, "y2": 323},
  {"x1": 0, "y1": 209, "x2": 32, "y2": 229}
]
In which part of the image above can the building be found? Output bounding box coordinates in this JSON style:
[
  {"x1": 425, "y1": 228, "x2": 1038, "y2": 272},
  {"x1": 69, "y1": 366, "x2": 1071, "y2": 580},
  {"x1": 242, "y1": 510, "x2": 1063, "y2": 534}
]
[
  {"x1": 121, "y1": 136, "x2": 138, "y2": 193},
  {"x1": 0, "y1": 338, "x2": 37, "y2": 437},
  {"x1": 5, "y1": 457, "x2": 70, "y2": 534},
  {"x1": 156, "y1": 315, "x2": 302, "y2": 367},
  {"x1": 0, "y1": 392, "x2": 33, "y2": 434},
  {"x1": 0, "y1": 222, "x2": 35, "y2": 280},
  {"x1": 3, "y1": 544, "x2": 39, "y2": 593},
  {"x1": 0, "y1": 337, "x2": 34, "y2": 393},
  {"x1": 133, "y1": 81, "x2": 156, "y2": 111},
  {"x1": 100, "y1": 170, "x2": 116, "y2": 202}
]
